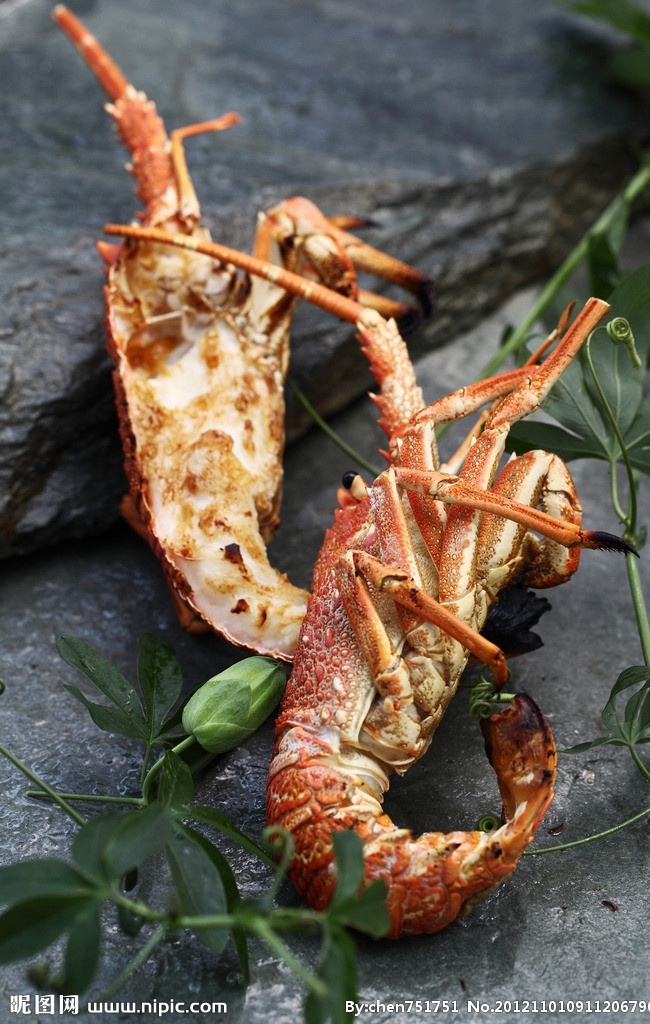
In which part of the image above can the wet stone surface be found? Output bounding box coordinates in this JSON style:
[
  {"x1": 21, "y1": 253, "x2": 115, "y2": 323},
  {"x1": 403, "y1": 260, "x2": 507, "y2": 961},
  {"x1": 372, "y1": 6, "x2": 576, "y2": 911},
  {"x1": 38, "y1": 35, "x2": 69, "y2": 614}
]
[{"x1": 1, "y1": 1, "x2": 650, "y2": 1022}]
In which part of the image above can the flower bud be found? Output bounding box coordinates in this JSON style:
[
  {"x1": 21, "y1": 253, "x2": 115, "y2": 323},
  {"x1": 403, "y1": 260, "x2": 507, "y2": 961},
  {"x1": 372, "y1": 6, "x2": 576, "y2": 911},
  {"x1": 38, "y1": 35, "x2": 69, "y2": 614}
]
[{"x1": 181, "y1": 657, "x2": 286, "y2": 754}]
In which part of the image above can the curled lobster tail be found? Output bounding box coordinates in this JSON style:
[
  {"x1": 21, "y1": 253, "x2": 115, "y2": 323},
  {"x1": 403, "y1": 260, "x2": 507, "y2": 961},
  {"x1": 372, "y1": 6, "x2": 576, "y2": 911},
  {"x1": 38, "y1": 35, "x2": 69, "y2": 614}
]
[{"x1": 268, "y1": 694, "x2": 555, "y2": 937}]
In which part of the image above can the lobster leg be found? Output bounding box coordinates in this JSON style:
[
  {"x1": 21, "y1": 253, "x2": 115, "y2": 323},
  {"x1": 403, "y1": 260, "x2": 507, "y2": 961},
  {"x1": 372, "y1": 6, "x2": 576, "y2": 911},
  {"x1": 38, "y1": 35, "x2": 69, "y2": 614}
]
[
  {"x1": 171, "y1": 117, "x2": 242, "y2": 224},
  {"x1": 477, "y1": 449, "x2": 584, "y2": 589},
  {"x1": 396, "y1": 467, "x2": 629, "y2": 553},
  {"x1": 256, "y1": 197, "x2": 434, "y2": 317},
  {"x1": 351, "y1": 551, "x2": 509, "y2": 685},
  {"x1": 436, "y1": 299, "x2": 606, "y2": 601},
  {"x1": 325, "y1": 220, "x2": 436, "y2": 315},
  {"x1": 332, "y1": 468, "x2": 508, "y2": 767}
]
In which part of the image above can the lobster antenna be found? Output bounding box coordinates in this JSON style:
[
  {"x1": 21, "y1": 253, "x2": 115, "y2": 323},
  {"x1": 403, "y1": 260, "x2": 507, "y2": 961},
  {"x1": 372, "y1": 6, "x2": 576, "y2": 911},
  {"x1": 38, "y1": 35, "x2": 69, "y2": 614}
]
[{"x1": 103, "y1": 222, "x2": 369, "y2": 326}]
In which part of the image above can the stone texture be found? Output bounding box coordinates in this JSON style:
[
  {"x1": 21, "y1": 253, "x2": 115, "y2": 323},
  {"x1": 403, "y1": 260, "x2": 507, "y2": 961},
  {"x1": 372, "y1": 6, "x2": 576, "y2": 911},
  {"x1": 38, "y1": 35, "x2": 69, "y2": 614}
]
[{"x1": 0, "y1": 0, "x2": 647, "y2": 555}]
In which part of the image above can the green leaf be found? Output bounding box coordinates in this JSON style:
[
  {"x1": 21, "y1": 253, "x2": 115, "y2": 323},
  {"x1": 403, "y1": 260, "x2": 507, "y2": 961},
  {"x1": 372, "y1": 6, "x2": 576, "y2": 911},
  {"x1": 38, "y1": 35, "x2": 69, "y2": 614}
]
[
  {"x1": 191, "y1": 805, "x2": 272, "y2": 865},
  {"x1": 72, "y1": 806, "x2": 173, "y2": 883},
  {"x1": 507, "y1": 421, "x2": 605, "y2": 463},
  {"x1": 340, "y1": 882, "x2": 391, "y2": 939},
  {"x1": 0, "y1": 860, "x2": 95, "y2": 904},
  {"x1": 562, "y1": 665, "x2": 650, "y2": 754},
  {"x1": 165, "y1": 830, "x2": 229, "y2": 955},
  {"x1": 179, "y1": 825, "x2": 249, "y2": 982},
  {"x1": 608, "y1": 43, "x2": 650, "y2": 91},
  {"x1": 587, "y1": 230, "x2": 622, "y2": 299},
  {"x1": 510, "y1": 263, "x2": 650, "y2": 468},
  {"x1": 637, "y1": 684, "x2": 650, "y2": 734},
  {"x1": 62, "y1": 684, "x2": 147, "y2": 739},
  {"x1": 156, "y1": 751, "x2": 195, "y2": 809},
  {"x1": 326, "y1": 832, "x2": 390, "y2": 939},
  {"x1": 0, "y1": 895, "x2": 97, "y2": 964},
  {"x1": 608, "y1": 665, "x2": 650, "y2": 744},
  {"x1": 72, "y1": 813, "x2": 123, "y2": 883},
  {"x1": 305, "y1": 927, "x2": 358, "y2": 1024},
  {"x1": 102, "y1": 805, "x2": 174, "y2": 880},
  {"x1": 62, "y1": 900, "x2": 102, "y2": 994},
  {"x1": 561, "y1": 735, "x2": 612, "y2": 754},
  {"x1": 57, "y1": 636, "x2": 146, "y2": 738},
  {"x1": 585, "y1": 192, "x2": 631, "y2": 297},
  {"x1": 329, "y1": 832, "x2": 365, "y2": 906},
  {"x1": 137, "y1": 634, "x2": 184, "y2": 740},
  {"x1": 569, "y1": 0, "x2": 650, "y2": 46}
]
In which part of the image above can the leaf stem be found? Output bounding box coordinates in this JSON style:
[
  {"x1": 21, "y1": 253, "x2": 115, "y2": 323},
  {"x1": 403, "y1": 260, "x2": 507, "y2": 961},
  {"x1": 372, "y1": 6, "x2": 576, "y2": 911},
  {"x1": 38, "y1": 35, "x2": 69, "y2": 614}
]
[
  {"x1": 478, "y1": 159, "x2": 650, "y2": 379},
  {"x1": 26, "y1": 790, "x2": 144, "y2": 806},
  {"x1": 526, "y1": 803, "x2": 650, "y2": 855},
  {"x1": 247, "y1": 917, "x2": 326, "y2": 997},
  {"x1": 0, "y1": 743, "x2": 86, "y2": 827},
  {"x1": 106, "y1": 886, "x2": 327, "y2": 996},
  {"x1": 628, "y1": 739, "x2": 650, "y2": 783},
  {"x1": 141, "y1": 734, "x2": 196, "y2": 802},
  {"x1": 583, "y1": 330, "x2": 638, "y2": 538},
  {"x1": 288, "y1": 377, "x2": 381, "y2": 478},
  {"x1": 92, "y1": 924, "x2": 167, "y2": 1003},
  {"x1": 626, "y1": 551, "x2": 650, "y2": 669},
  {"x1": 608, "y1": 458, "x2": 628, "y2": 526},
  {"x1": 581, "y1": 329, "x2": 650, "y2": 672}
]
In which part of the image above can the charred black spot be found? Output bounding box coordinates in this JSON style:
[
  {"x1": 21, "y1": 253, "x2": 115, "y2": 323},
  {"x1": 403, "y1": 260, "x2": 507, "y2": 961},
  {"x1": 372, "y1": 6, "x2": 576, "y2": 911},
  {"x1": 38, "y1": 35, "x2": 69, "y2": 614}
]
[
  {"x1": 231, "y1": 599, "x2": 249, "y2": 614},
  {"x1": 224, "y1": 543, "x2": 244, "y2": 565}
]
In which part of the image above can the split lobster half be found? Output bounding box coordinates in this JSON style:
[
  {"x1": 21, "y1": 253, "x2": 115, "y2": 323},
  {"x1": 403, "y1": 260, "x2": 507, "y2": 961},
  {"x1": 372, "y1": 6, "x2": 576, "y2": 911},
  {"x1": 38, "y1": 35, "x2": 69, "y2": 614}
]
[
  {"x1": 53, "y1": 4, "x2": 430, "y2": 659},
  {"x1": 55, "y1": 7, "x2": 632, "y2": 937}
]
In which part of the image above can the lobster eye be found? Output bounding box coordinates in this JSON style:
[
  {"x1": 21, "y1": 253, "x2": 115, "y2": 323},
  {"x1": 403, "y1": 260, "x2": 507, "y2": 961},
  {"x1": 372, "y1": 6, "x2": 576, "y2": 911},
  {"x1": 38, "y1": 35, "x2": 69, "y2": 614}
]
[{"x1": 342, "y1": 470, "x2": 357, "y2": 490}]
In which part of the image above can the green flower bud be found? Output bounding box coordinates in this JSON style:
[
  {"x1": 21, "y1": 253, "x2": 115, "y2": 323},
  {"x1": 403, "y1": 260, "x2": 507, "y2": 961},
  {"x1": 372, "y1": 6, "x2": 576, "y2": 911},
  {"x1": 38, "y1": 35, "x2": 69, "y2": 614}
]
[{"x1": 182, "y1": 657, "x2": 286, "y2": 754}]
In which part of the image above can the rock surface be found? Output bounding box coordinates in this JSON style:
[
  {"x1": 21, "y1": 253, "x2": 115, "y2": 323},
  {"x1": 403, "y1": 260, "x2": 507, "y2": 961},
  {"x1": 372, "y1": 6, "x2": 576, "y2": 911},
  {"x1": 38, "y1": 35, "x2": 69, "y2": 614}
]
[{"x1": 0, "y1": 0, "x2": 647, "y2": 555}]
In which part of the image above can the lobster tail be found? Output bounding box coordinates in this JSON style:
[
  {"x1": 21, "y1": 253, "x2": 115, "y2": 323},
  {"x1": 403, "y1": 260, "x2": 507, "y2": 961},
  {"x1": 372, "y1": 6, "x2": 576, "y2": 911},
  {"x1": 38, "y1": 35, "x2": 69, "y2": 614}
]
[{"x1": 267, "y1": 695, "x2": 556, "y2": 937}]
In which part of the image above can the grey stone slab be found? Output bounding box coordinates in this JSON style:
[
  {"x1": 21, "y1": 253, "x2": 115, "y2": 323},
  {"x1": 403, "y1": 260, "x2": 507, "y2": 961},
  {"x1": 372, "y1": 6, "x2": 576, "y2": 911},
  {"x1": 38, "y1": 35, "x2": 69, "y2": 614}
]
[
  {"x1": 1, "y1": 0, "x2": 648, "y2": 555},
  {"x1": 1, "y1": 287, "x2": 648, "y2": 1023}
]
